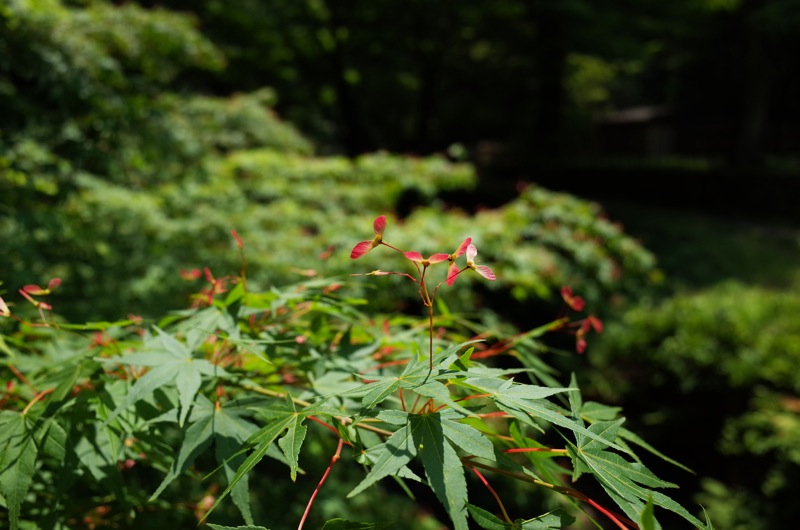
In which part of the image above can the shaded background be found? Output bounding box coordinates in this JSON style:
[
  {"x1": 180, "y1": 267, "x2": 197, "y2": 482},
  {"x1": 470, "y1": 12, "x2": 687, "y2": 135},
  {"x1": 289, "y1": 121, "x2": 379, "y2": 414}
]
[{"x1": 150, "y1": 0, "x2": 800, "y2": 218}]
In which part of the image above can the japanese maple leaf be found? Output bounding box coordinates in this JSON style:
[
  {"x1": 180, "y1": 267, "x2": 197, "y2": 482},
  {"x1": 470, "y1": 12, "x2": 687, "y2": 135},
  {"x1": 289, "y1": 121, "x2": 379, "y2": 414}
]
[{"x1": 99, "y1": 326, "x2": 230, "y2": 428}]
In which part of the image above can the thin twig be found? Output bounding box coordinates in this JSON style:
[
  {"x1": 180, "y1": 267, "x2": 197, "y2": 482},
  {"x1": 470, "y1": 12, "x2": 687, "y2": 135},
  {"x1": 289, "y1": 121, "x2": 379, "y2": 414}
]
[
  {"x1": 297, "y1": 437, "x2": 344, "y2": 530},
  {"x1": 463, "y1": 459, "x2": 638, "y2": 529},
  {"x1": 8, "y1": 364, "x2": 37, "y2": 394},
  {"x1": 470, "y1": 465, "x2": 513, "y2": 523},
  {"x1": 22, "y1": 387, "x2": 54, "y2": 415}
]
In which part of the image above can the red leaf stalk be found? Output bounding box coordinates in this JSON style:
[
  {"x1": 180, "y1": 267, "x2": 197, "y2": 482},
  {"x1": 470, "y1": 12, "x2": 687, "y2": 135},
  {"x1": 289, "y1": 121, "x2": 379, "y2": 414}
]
[
  {"x1": 297, "y1": 437, "x2": 344, "y2": 530},
  {"x1": 469, "y1": 464, "x2": 513, "y2": 524}
]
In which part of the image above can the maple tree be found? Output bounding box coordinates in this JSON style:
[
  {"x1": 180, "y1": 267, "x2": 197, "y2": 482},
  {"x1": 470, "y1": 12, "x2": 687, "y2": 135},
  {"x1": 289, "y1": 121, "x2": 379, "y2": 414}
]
[{"x1": 0, "y1": 225, "x2": 711, "y2": 529}]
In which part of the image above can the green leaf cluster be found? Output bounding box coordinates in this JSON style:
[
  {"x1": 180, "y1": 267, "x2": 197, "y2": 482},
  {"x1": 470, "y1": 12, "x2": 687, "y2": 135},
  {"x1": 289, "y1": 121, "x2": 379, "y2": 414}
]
[
  {"x1": 589, "y1": 280, "x2": 800, "y2": 528},
  {"x1": 0, "y1": 273, "x2": 707, "y2": 529},
  {"x1": 0, "y1": 0, "x2": 657, "y2": 323}
]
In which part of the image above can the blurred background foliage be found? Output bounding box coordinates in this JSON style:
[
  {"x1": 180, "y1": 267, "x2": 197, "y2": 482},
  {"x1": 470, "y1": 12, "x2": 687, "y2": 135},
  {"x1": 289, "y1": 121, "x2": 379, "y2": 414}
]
[
  {"x1": 587, "y1": 281, "x2": 800, "y2": 529},
  {"x1": 0, "y1": 0, "x2": 656, "y2": 322},
  {"x1": 2, "y1": 0, "x2": 800, "y2": 528}
]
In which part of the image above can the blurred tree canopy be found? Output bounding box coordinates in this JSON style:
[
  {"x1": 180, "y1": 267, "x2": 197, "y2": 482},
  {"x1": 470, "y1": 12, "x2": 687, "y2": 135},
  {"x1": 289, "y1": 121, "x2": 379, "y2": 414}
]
[
  {"x1": 0, "y1": 0, "x2": 656, "y2": 321},
  {"x1": 137, "y1": 0, "x2": 800, "y2": 166},
  {"x1": 5, "y1": 0, "x2": 800, "y2": 167},
  {"x1": 3, "y1": 0, "x2": 797, "y2": 312}
]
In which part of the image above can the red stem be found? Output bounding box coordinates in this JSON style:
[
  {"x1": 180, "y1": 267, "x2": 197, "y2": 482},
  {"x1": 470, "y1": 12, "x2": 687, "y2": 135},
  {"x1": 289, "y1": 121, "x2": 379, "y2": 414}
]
[
  {"x1": 9, "y1": 364, "x2": 37, "y2": 394},
  {"x1": 475, "y1": 411, "x2": 511, "y2": 419},
  {"x1": 469, "y1": 465, "x2": 513, "y2": 523},
  {"x1": 454, "y1": 393, "x2": 493, "y2": 402},
  {"x1": 464, "y1": 460, "x2": 639, "y2": 529},
  {"x1": 585, "y1": 497, "x2": 633, "y2": 530},
  {"x1": 297, "y1": 437, "x2": 344, "y2": 530},
  {"x1": 380, "y1": 241, "x2": 406, "y2": 255},
  {"x1": 410, "y1": 393, "x2": 422, "y2": 413},
  {"x1": 238, "y1": 249, "x2": 248, "y2": 293},
  {"x1": 308, "y1": 416, "x2": 344, "y2": 439},
  {"x1": 503, "y1": 447, "x2": 568, "y2": 454},
  {"x1": 22, "y1": 387, "x2": 54, "y2": 415},
  {"x1": 215, "y1": 385, "x2": 223, "y2": 410}
]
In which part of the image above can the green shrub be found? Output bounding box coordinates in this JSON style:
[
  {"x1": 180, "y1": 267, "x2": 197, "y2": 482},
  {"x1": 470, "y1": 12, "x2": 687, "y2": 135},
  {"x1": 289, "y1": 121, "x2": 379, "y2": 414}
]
[
  {"x1": 589, "y1": 281, "x2": 800, "y2": 395},
  {"x1": 0, "y1": 0, "x2": 658, "y2": 325},
  {"x1": 587, "y1": 281, "x2": 800, "y2": 528},
  {"x1": 2, "y1": 134, "x2": 657, "y2": 323},
  {"x1": 397, "y1": 185, "x2": 657, "y2": 305}
]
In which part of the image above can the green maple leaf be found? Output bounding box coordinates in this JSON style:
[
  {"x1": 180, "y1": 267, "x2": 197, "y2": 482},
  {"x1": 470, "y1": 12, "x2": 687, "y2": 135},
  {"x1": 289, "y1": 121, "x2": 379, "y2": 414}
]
[
  {"x1": 468, "y1": 504, "x2": 575, "y2": 529},
  {"x1": 150, "y1": 395, "x2": 273, "y2": 524},
  {"x1": 0, "y1": 412, "x2": 37, "y2": 530},
  {"x1": 341, "y1": 340, "x2": 483, "y2": 415},
  {"x1": 348, "y1": 419, "x2": 418, "y2": 498},
  {"x1": 149, "y1": 400, "x2": 215, "y2": 500},
  {"x1": 568, "y1": 422, "x2": 707, "y2": 529},
  {"x1": 214, "y1": 405, "x2": 269, "y2": 524},
  {"x1": 170, "y1": 306, "x2": 238, "y2": 352},
  {"x1": 439, "y1": 410, "x2": 495, "y2": 461},
  {"x1": 640, "y1": 497, "x2": 657, "y2": 530},
  {"x1": 468, "y1": 505, "x2": 511, "y2": 530},
  {"x1": 579, "y1": 400, "x2": 692, "y2": 472},
  {"x1": 99, "y1": 326, "x2": 229, "y2": 427},
  {"x1": 569, "y1": 443, "x2": 699, "y2": 529},
  {"x1": 565, "y1": 376, "x2": 708, "y2": 529},
  {"x1": 462, "y1": 376, "x2": 622, "y2": 451},
  {"x1": 200, "y1": 396, "x2": 335, "y2": 523},
  {"x1": 34, "y1": 416, "x2": 68, "y2": 462},
  {"x1": 274, "y1": 402, "x2": 308, "y2": 482},
  {"x1": 410, "y1": 413, "x2": 470, "y2": 530},
  {"x1": 350, "y1": 409, "x2": 494, "y2": 530}
]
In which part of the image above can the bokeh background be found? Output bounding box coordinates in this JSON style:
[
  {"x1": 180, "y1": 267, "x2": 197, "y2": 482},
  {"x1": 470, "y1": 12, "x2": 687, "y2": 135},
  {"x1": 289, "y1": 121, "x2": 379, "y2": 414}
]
[{"x1": 2, "y1": 0, "x2": 800, "y2": 528}]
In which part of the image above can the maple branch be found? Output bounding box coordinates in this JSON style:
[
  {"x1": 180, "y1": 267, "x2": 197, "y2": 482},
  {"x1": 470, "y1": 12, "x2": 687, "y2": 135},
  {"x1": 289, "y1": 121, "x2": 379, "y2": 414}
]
[
  {"x1": 503, "y1": 447, "x2": 568, "y2": 455},
  {"x1": 242, "y1": 382, "x2": 395, "y2": 437},
  {"x1": 297, "y1": 437, "x2": 344, "y2": 530},
  {"x1": 463, "y1": 459, "x2": 638, "y2": 529},
  {"x1": 308, "y1": 416, "x2": 342, "y2": 438},
  {"x1": 22, "y1": 387, "x2": 54, "y2": 415},
  {"x1": 9, "y1": 363, "x2": 37, "y2": 394},
  {"x1": 470, "y1": 465, "x2": 513, "y2": 524}
]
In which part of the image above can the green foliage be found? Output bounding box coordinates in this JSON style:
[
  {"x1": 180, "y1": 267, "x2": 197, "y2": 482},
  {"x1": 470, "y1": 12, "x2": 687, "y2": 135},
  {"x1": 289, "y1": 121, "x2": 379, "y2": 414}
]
[
  {"x1": 587, "y1": 281, "x2": 800, "y2": 528},
  {"x1": 1, "y1": 146, "x2": 480, "y2": 320},
  {"x1": 0, "y1": 254, "x2": 705, "y2": 529},
  {"x1": 589, "y1": 281, "x2": 800, "y2": 395},
  {"x1": 396, "y1": 186, "x2": 656, "y2": 305},
  {"x1": 565, "y1": 54, "x2": 618, "y2": 112},
  {"x1": 165, "y1": 89, "x2": 313, "y2": 156},
  {"x1": 0, "y1": 2, "x2": 710, "y2": 527},
  {"x1": 1, "y1": 0, "x2": 659, "y2": 326},
  {"x1": 0, "y1": 412, "x2": 37, "y2": 530},
  {"x1": 2, "y1": 132, "x2": 655, "y2": 323},
  {"x1": 0, "y1": 0, "x2": 225, "y2": 169}
]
